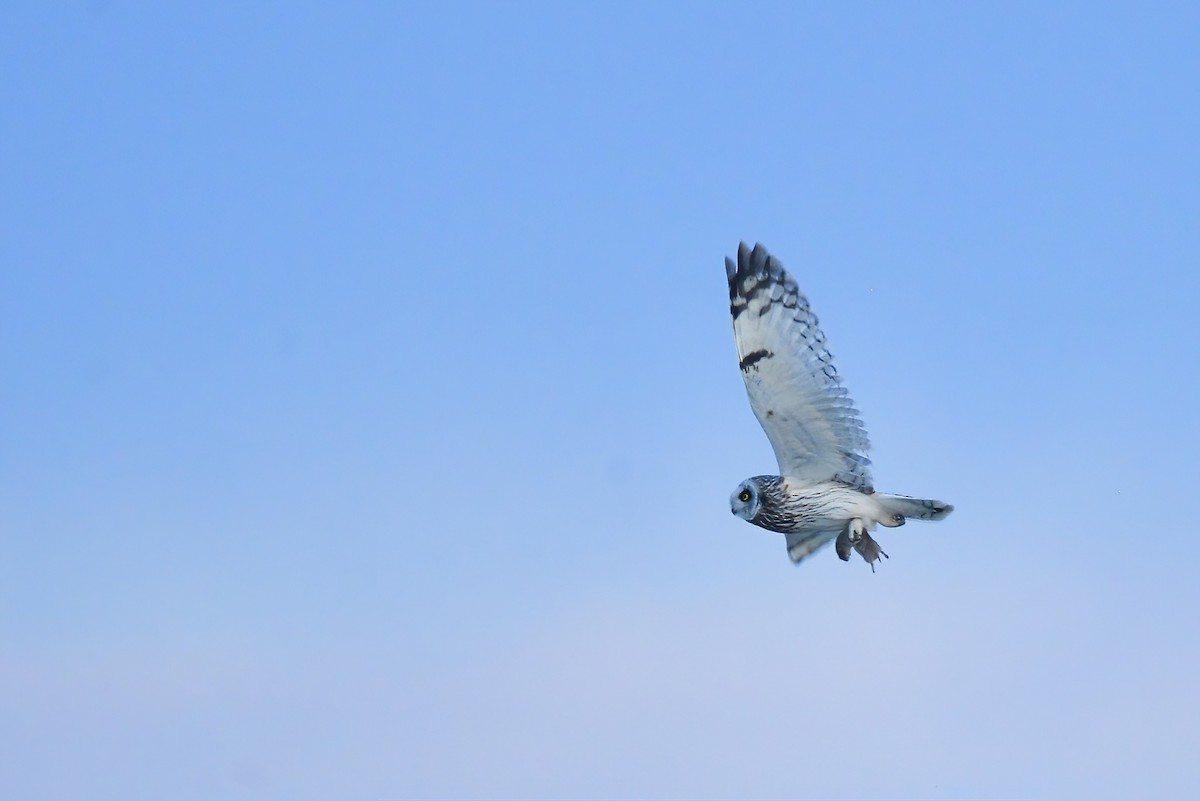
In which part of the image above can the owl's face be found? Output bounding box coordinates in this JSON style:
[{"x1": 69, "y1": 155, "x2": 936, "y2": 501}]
[{"x1": 730, "y1": 479, "x2": 763, "y2": 522}]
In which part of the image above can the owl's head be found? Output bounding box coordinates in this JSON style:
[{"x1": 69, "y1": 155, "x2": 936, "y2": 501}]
[{"x1": 730, "y1": 478, "x2": 764, "y2": 522}]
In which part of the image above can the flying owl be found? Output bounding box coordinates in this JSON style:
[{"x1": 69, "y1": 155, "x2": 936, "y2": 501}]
[{"x1": 726, "y1": 242, "x2": 953, "y2": 569}]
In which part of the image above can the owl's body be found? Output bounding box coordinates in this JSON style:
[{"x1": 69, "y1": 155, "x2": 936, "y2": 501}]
[
  {"x1": 725, "y1": 243, "x2": 953, "y2": 569},
  {"x1": 735, "y1": 477, "x2": 873, "y2": 532}
]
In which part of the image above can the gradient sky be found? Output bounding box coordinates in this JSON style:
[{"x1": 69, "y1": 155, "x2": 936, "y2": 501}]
[{"x1": 3, "y1": 3, "x2": 1198, "y2": 800}]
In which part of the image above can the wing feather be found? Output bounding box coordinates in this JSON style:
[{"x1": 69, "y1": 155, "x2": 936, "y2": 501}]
[
  {"x1": 784, "y1": 525, "x2": 841, "y2": 564},
  {"x1": 726, "y1": 242, "x2": 872, "y2": 489}
]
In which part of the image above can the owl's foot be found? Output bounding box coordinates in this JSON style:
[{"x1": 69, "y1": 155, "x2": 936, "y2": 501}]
[{"x1": 836, "y1": 518, "x2": 888, "y2": 572}]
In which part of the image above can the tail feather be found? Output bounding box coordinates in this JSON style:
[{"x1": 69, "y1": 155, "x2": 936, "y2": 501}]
[{"x1": 876, "y1": 494, "x2": 954, "y2": 522}]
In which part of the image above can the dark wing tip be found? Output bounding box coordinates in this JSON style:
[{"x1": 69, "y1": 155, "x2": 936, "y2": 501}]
[
  {"x1": 728, "y1": 241, "x2": 766, "y2": 298},
  {"x1": 727, "y1": 241, "x2": 798, "y2": 313},
  {"x1": 735, "y1": 241, "x2": 770, "y2": 277},
  {"x1": 728, "y1": 241, "x2": 779, "y2": 281}
]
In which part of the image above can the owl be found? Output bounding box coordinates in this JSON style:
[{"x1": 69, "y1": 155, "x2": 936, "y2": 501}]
[{"x1": 726, "y1": 242, "x2": 953, "y2": 569}]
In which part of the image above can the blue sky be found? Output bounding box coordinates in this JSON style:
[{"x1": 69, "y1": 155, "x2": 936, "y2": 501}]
[{"x1": 2, "y1": 2, "x2": 1198, "y2": 799}]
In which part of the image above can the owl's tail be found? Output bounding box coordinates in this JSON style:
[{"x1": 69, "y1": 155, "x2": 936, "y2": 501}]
[{"x1": 875, "y1": 494, "x2": 954, "y2": 525}]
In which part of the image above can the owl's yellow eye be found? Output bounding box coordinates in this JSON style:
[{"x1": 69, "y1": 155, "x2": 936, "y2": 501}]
[{"x1": 739, "y1": 490, "x2": 751, "y2": 502}]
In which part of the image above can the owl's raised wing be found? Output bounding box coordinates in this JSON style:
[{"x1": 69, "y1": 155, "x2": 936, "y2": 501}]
[{"x1": 726, "y1": 242, "x2": 872, "y2": 490}]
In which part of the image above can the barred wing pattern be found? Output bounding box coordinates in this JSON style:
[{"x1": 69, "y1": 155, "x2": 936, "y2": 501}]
[{"x1": 726, "y1": 242, "x2": 873, "y2": 490}]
